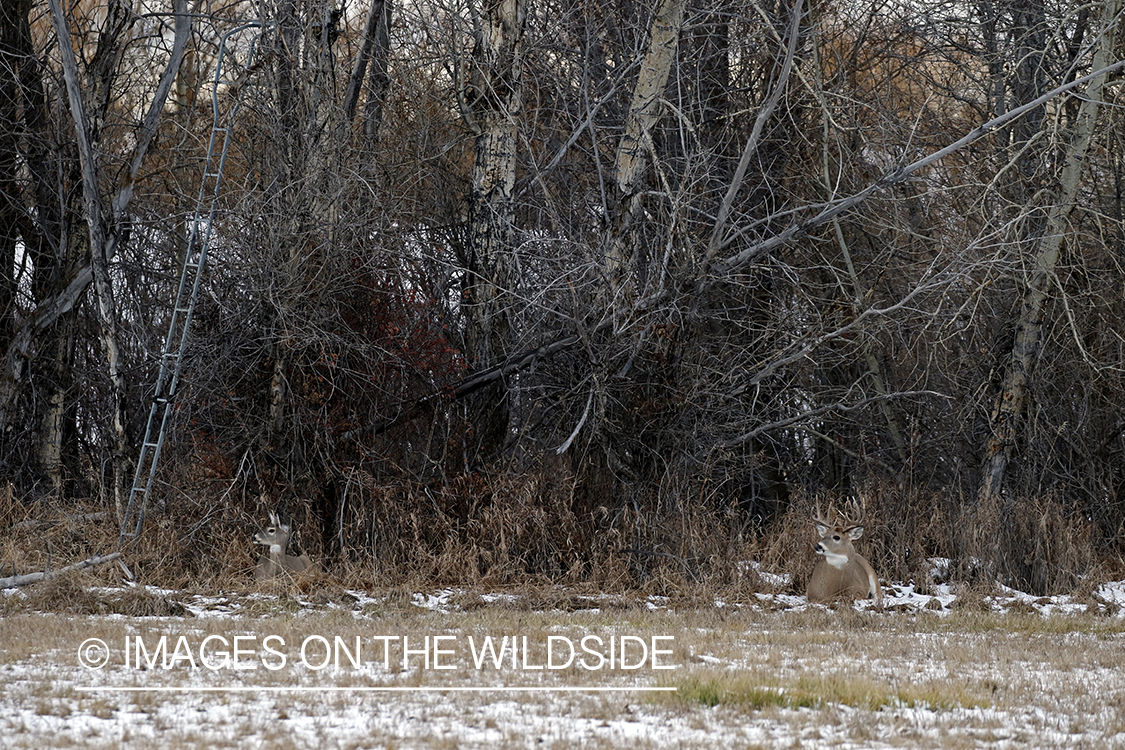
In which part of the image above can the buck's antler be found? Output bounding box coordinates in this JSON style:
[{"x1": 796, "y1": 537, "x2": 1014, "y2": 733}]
[
  {"x1": 813, "y1": 501, "x2": 835, "y2": 527},
  {"x1": 841, "y1": 499, "x2": 864, "y2": 529}
]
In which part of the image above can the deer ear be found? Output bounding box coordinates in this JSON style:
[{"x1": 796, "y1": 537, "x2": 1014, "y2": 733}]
[
  {"x1": 847, "y1": 525, "x2": 864, "y2": 540},
  {"x1": 814, "y1": 521, "x2": 831, "y2": 537}
]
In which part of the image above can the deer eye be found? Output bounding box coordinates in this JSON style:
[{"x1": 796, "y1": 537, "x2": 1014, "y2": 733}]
[
  {"x1": 832, "y1": 535, "x2": 840, "y2": 541},
  {"x1": 267, "y1": 527, "x2": 276, "y2": 533}
]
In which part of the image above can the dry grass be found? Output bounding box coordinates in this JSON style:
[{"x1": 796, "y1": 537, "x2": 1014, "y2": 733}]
[
  {"x1": 0, "y1": 573, "x2": 190, "y2": 617},
  {"x1": 1, "y1": 471, "x2": 1123, "y2": 603},
  {"x1": 667, "y1": 669, "x2": 993, "y2": 711},
  {"x1": 956, "y1": 492, "x2": 1100, "y2": 594}
]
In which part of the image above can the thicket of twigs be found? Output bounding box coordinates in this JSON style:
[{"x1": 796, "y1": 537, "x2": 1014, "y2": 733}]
[{"x1": 2, "y1": 1, "x2": 1125, "y2": 594}]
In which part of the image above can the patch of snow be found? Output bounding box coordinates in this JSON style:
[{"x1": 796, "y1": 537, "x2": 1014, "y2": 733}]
[
  {"x1": 412, "y1": 588, "x2": 458, "y2": 612},
  {"x1": 479, "y1": 592, "x2": 520, "y2": 606},
  {"x1": 1095, "y1": 580, "x2": 1125, "y2": 610},
  {"x1": 927, "y1": 556, "x2": 952, "y2": 581},
  {"x1": 988, "y1": 584, "x2": 1092, "y2": 616},
  {"x1": 755, "y1": 592, "x2": 811, "y2": 610},
  {"x1": 882, "y1": 581, "x2": 956, "y2": 613},
  {"x1": 737, "y1": 560, "x2": 793, "y2": 588}
]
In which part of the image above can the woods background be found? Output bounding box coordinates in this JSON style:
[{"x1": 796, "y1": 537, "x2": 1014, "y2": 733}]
[{"x1": 2, "y1": 0, "x2": 1124, "y2": 594}]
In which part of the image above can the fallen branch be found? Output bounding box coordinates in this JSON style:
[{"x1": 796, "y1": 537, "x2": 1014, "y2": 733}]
[{"x1": 0, "y1": 552, "x2": 123, "y2": 589}]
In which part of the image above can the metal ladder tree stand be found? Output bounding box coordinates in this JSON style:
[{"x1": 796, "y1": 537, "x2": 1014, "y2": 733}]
[{"x1": 118, "y1": 21, "x2": 266, "y2": 549}]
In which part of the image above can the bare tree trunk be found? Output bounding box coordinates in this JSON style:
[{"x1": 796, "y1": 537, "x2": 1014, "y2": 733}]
[
  {"x1": 605, "y1": 0, "x2": 685, "y2": 289},
  {"x1": 48, "y1": 0, "x2": 132, "y2": 512},
  {"x1": 0, "y1": 0, "x2": 21, "y2": 356},
  {"x1": 979, "y1": 0, "x2": 1121, "y2": 501},
  {"x1": 262, "y1": 0, "x2": 342, "y2": 510},
  {"x1": 0, "y1": 552, "x2": 122, "y2": 588},
  {"x1": 267, "y1": 0, "x2": 306, "y2": 452},
  {"x1": 343, "y1": 0, "x2": 392, "y2": 139},
  {"x1": 690, "y1": 0, "x2": 730, "y2": 152},
  {"x1": 461, "y1": 0, "x2": 526, "y2": 463},
  {"x1": 47, "y1": 0, "x2": 190, "y2": 511}
]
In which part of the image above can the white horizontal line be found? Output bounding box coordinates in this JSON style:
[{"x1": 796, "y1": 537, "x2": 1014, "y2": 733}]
[{"x1": 77, "y1": 686, "x2": 678, "y2": 693}]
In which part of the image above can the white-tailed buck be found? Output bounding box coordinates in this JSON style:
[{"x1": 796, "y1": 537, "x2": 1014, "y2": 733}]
[
  {"x1": 806, "y1": 505, "x2": 882, "y2": 606},
  {"x1": 254, "y1": 512, "x2": 318, "y2": 581}
]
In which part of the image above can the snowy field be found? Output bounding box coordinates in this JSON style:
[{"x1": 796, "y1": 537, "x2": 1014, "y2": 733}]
[{"x1": 3, "y1": 577, "x2": 1125, "y2": 749}]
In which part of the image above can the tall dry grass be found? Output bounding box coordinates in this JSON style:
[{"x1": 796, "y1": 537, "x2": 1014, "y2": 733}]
[{"x1": 0, "y1": 468, "x2": 1119, "y2": 595}]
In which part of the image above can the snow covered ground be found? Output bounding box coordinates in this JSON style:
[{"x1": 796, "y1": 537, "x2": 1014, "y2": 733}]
[{"x1": 3, "y1": 572, "x2": 1125, "y2": 748}]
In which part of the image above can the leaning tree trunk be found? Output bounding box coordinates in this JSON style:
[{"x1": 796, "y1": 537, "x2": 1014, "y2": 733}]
[
  {"x1": 48, "y1": 0, "x2": 133, "y2": 513},
  {"x1": 979, "y1": 0, "x2": 1120, "y2": 501},
  {"x1": 47, "y1": 0, "x2": 189, "y2": 511},
  {"x1": 604, "y1": 0, "x2": 686, "y2": 293},
  {"x1": 343, "y1": 0, "x2": 393, "y2": 139},
  {"x1": 0, "y1": 0, "x2": 20, "y2": 356}
]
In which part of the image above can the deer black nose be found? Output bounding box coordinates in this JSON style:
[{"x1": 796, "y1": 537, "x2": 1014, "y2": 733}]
[{"x1": 815, "y1": 542, "x2": 825, "y2": 554}]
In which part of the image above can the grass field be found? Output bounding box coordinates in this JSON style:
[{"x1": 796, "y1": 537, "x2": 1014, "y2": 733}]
[{"x1": 2, "y1": 580, "x2": 1125, "y2": 749}]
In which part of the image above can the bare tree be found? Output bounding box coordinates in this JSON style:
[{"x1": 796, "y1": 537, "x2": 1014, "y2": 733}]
[
  {"x1": 979, "y1": 0, "x2": 1120, "y2": 501},
  {"x1": 46, "y1": 0, "x2": 190, "y2": 516},
  {"x1": 605, "y1": 0, "x2": 685, "y2": 292},
  {"x1": 344, "y1": 0, "x2": 393, "y2": 138},
  {"x1": 460, "y1": 0, "x2": 527, "y2": 463}
]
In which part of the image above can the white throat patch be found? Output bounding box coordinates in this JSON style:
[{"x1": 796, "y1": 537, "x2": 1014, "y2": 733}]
[
  {"x1": 822, "y1": 550, "x2": 850, "y2": 569},
  {"x1": 270, "y1": 544, "x2": 283, "y2": 554}
]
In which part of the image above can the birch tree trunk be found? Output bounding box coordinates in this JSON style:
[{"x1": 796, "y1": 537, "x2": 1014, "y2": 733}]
[
  {"x1": 47, "y1": 0, "x2": 190, "y2": 510},
  {"x1": 462, "y1": 0, "x2": 526, "y2": 463},
  {"x1": 605, "y1": 0, "x2": 685, "y2": 291},
  {"x1": 978, "y1": 0, "x2": 1121, "y2": 501},
  {"x1": 48, "y1": 0, "x2": 132, "y2": 513}
]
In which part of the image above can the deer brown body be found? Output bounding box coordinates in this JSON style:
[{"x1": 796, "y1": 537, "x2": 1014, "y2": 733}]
[
  {"x1": 254, "y1": 513, "x2": 318, "y2": 580},
  {"x1": 806, "y1": 508, "x2": 881, "y2": 605}
]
